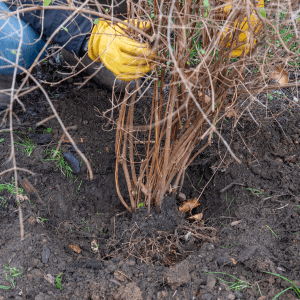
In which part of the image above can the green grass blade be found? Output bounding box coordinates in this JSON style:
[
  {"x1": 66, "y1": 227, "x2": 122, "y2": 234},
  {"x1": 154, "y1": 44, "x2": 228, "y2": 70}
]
[
  {"x1": 0, "y1": 285, "x2": 10, "y2": 290},
  {"x1": 265, "y1": 272, "x2": 300, "y2": 297},
  {"x1": 272, "y1": 287, "x2": 294, "y2": 299}
]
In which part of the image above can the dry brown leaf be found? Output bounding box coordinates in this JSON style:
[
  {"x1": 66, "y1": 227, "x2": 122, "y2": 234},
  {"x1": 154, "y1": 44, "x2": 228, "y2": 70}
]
[
  {"x1": 61, "y1": 134, "x2": 71, "y2": 143},
  {"x1": 198, "y1": 90, "x2": 211, "y2": 104},
  {"x1": 225, "y1": 106, "x2": 237, "y2": 119},
  {"x1": 231, "y1": 220, "x2": 242, "y2": 226},
  {"x1": 44, "y1": 274, "x2": 55, "y2": 285},
  {"x1": 188, "y1": 212, "x2": 203, "y2": 221},
  {"x1": 229, "y1": 257, "x2": 238, "y2": 265},
  {"x1": 69, "y1": 244, "x2": 81, "y2": 253},
  {"x1": 17, "y1": 194, "x2": 29, "y2": 202},
  {"x1": 179, "y1": 197, "x2": 200, "y2": 213},
  {"x1": 271, "y1": 66, "x2": 288, "y2": 86},
  {"x1": 105, "y1": 147, "x2": 110, "y2": 153}
]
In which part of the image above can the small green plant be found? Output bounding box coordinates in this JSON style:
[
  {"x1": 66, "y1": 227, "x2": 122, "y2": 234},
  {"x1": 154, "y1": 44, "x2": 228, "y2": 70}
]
[
  {"x1": 246, "y1": 188, "x2": 262, "y2": 197},
  {"x1": 0, "y1": 178, "x2": 26, "y2": 196},
  {"x1": 43, "y1": 128, "x2": 52, "y2": 134},
  {"x1": 207, "y1": 272, "x2": 252, "y2": 293},
  {"x1": 82, "y1": 227, "x2": 90, "y2": 233},
  {"x1": 267, "y1": 94, "x2": 273, "y2": 101},
  {"x1": 265, "y1": 272, "x2": 300, "y2": 299},
  {"x1": 293, "y1": 205, "x2": 300, "y2": 213},
  {"x1": 37, "y1": 217, "x2": 49, "y2": 224},
  {"x1": 43, "y1": 148, "x2": 74, "y2": 179},
  {"x1": 61, "y1": 26, "x2": 68, "y2": 32},
  {"x1": 14, "y1": 136, "x2": 36, "y2": 157},
  {"x1": 0, "y1": 284, "x2": 10, "y2": 290},
  {"x1": 43, "y1": 0, "x2": 52, "y2": 6},
  {"x1": 0, "y1": 138, "x2": 5, "y2": 143},
  {"x1": 0, "y1": 197, "x2": 8, "y2": 209},
  {"x1": 78, "y1": 180, "x2": 83, "y2": 191},
  {"x1": 197, "y1": 172, "x2": 204, "y2": 186},
  {"x1": 2, "y1": 261, "x2": 23, "y2": 289},
  {"x1": 56, "y1": 273, "x2": 63, "y2": 290},
  {"x1": 225, "y1": 196, "x2": 235, "y2": 213},
  {"x1": 266, "y1": 225, "x2": 278, "y2": 237},
  {"x1": 137, "y1": 202, "x2": 144, "y2": 209}
]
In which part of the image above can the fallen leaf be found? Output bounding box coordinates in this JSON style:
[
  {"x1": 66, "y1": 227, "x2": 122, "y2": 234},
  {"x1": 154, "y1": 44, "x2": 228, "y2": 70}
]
[
  {"x1": 229, "y1": 257, "x2": 238, "y2": 265},
  {"x1": 17, "y1": 194, "x2": 29, "y2": 202},
  {"x1": 105, "y1": 147, "x2": 110, "y2": 153},
  {"x1": 198, "y1": 90, "x2": 211, "y2": 104},
  {"x1": 61, "y1": 134, "x2": 71, "y2": 143},
  {"x1": 69, "y1": 244, "x2": 81, "y2": 253},
  {"x1": 271, "y1": 66, "x2": 288, "y2": 86},
  {"x1": 231, "y1": 220, "x2": 242, "y2": 226},
  {"x1": 27, "y1": 216, "x2": 36, "y2": 225},
  {"x1": 225, "y1": 106, "x2": 237, "y2": 119},
  {"x1": 188, "y1": 212, "x2": 203, "y2": 221},
  {"x1": 179, "y1": 198, "x2": 200, "y2": 213},
  {"x1": 44, "y1": 274, "x2": 55, "y2": 285},
  {"x1": 284, "y1": 155, "x2": 296, "y2": 163}
]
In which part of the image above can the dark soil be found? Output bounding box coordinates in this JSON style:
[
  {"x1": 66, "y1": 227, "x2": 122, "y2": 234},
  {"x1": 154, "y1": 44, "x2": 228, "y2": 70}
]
[{"x1": 1, "y1": 59, "x2": 300, "y2": 300}]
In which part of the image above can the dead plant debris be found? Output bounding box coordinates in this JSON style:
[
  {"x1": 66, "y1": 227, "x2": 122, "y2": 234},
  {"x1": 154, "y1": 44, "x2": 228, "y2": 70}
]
[
  {"x1": 179, "y1": 198, "x2": 200, "y2": 213},
  {"x1": 69, "y1": 244, "x2": 81, "y2": 253},
  {"x1": 271, "y1": 66, "x2": 289, "y2": 86},
  {"x1": 188, "y1": 213, "x2": 203, "y2": 221}
]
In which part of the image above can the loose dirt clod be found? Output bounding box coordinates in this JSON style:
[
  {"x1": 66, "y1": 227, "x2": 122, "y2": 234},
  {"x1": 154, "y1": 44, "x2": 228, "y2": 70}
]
[{"x1": 177, "y1": 192, "x2": 186, "y2": 202}]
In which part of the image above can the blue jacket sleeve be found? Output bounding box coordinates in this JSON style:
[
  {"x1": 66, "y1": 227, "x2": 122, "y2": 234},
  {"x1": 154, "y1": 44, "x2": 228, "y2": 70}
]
[{"x1": 7, "y1": 0, "x2": 93, "y2": 56}]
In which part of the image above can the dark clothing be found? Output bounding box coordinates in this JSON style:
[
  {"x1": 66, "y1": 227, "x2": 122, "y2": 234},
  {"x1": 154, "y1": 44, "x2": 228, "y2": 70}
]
[
  {"x1": 7, "y1": 0, "x2": 128, "y2": 56},
  {"x1": 8, "y1": 0, "x2": 93, "y2": 55}
]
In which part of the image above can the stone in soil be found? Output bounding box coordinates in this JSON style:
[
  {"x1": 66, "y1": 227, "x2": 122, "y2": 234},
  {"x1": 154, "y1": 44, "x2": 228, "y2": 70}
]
[{"x1": 63, "y1": 152, "x2": 80, "y2": 174}]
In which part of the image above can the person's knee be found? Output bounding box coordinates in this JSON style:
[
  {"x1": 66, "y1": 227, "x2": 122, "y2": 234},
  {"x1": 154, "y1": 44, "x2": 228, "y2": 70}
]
[{"x1": 0, "y1": 2, "x2": 46, "y2": 75}]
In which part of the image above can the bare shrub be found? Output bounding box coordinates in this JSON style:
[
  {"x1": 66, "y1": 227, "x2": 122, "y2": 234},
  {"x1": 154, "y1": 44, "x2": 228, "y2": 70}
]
[
  {"x1": 0, "y1": 0, "x2": 299, "y2": 239},
  {"x1": 114, "y1": 0, "x2": 300, "y2": 212}
]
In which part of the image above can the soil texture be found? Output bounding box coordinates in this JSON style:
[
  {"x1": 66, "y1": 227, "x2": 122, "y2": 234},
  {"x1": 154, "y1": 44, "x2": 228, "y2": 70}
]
[{"x1": 1, "y1": 59, "x2": 300, "y2": 300}]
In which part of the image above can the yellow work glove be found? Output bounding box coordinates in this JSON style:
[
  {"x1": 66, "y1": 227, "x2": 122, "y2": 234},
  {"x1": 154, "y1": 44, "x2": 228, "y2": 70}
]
[
  {"x1": 88, "y1": 19, "x2": 154, "y2": 81},
  {"x1": 221, "y1": 0, "x2": 264, "y2": 57}
]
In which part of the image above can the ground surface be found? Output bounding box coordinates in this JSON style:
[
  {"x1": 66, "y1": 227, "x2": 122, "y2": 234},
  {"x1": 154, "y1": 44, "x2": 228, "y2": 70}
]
[{"x1": 0, "y1": 59, "x2": 300, "y2": 300}]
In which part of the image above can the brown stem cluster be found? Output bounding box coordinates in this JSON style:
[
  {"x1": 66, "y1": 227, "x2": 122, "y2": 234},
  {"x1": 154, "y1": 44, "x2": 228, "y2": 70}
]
[{"x1": 115, "y1": 0, "x2": 300, "y2": 211}]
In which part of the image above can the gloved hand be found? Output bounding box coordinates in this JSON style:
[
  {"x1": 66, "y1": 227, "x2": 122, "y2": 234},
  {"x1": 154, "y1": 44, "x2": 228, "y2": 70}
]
[
  {"x1": 88, "y1": 19, "x2": 154, "y2": 81},
  {"x1": 221, "y1": 0, "x2": 264, "y2": 57}
]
